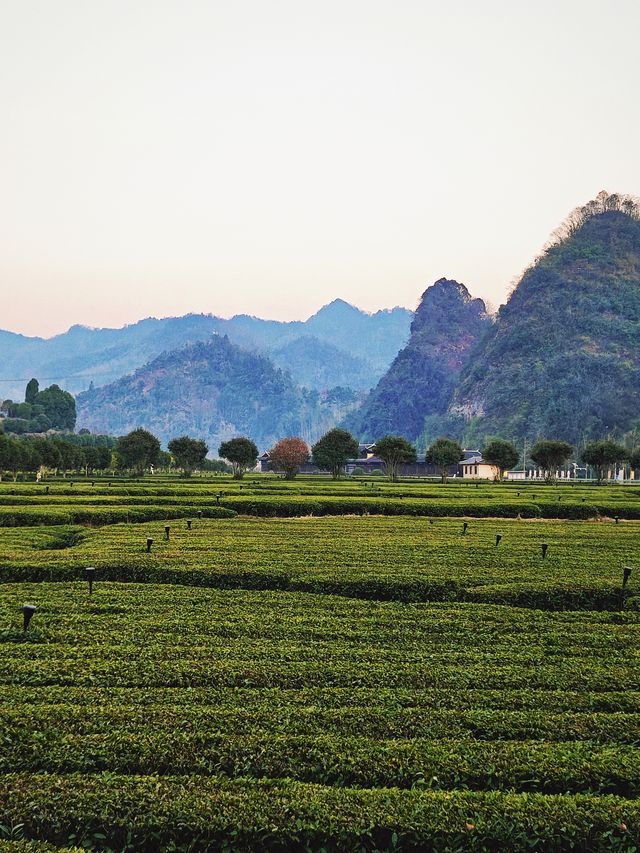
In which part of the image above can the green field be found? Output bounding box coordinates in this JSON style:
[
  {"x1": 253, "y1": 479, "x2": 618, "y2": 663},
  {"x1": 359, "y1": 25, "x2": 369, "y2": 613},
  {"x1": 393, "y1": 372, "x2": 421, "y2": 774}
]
[{"x1": 0, "y1": 477, "x2": 639, "y2": 850}]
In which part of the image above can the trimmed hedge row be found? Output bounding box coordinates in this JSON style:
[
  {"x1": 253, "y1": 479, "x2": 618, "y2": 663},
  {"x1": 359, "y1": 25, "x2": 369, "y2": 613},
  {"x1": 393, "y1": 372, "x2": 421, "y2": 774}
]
[
  {"x1": 221, "y1": 496, "x2": 640, "y2": 521},
  {"x1": 0, "y1": 563, "x2": 629, "y2": 609},
  {"x1": 3, "y1": 703, "x2": 639, "y2": 746},
  {"x1": 3, "y1": 685, "x2": 639, "y2": 713},
  {"x1": 2, "y1": 493, "x2": 640, "y2": 525},
  {"x1": 0, "y1": 562, "x2": 628, "y2": 610},
  {"x1": 2, "y1": 713, "x2": 640, "y2": 793},
  {"x1": 0, "y1": 506, "x2": 236, "y2": 527},
  {"x1": 219, "y1": 496, "x2": 559, "y2": 518},
  {"x1": 0, "y1": 773, "x2": 637, "y2": 851}
]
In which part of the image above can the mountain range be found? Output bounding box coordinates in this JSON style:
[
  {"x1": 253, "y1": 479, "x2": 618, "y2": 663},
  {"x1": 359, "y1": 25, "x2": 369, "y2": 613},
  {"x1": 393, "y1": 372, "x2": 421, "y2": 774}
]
[
  {"x1": 4, "y1": 191, "x2": 640, "y2": 451},
  {"x1": 0, "y1": 300, "x2": 411, "y2": 402}
]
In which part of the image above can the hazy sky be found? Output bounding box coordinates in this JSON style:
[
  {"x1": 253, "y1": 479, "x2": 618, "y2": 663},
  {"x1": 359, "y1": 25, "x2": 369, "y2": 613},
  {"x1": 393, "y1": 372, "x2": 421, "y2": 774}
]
[{"x1": 1, "y1": 0, "x2": 639, "y2": 337}]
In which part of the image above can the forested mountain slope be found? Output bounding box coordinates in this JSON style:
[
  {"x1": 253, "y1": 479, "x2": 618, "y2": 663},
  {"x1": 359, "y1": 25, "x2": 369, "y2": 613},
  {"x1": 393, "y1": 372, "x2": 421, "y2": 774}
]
[
  {"x1": 76, "y1": 336, "x2": 359, "y2": 450},
  {"x1": 346, "y1": 278, "x2": 490, "y2": 441},
  {"x1": 453, "y1": 192, "x2": 640, "y2": 444}
]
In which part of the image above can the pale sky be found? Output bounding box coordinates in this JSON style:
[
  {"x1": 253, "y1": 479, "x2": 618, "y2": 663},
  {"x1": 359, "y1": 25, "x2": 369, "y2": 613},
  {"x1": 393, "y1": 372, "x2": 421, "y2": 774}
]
[{"x1": 1, "y1": 0, "x2": 639, "y2": 337}]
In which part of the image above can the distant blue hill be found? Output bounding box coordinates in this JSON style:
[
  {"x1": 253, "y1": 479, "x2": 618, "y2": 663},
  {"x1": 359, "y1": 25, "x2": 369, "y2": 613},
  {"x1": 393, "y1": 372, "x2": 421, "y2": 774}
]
[
  {"x1": 0, "y1": 301, "x2": 411, "y2": 402},
  {"x1": 76, "y1": 335, "x2": 363, "y2": 451}
]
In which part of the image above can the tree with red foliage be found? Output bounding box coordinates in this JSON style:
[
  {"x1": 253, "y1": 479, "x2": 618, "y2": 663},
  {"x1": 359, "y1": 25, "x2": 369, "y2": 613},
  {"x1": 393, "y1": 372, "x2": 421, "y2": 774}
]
[{"x1": 269, "y1": 437, "x2": 310, "y2": 480}]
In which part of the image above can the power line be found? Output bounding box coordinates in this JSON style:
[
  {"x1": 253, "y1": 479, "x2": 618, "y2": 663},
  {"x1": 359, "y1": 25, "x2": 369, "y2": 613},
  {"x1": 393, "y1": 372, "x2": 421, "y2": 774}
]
[{"x1": 0, "y1": 371, "x2": 123, "y2": 383}]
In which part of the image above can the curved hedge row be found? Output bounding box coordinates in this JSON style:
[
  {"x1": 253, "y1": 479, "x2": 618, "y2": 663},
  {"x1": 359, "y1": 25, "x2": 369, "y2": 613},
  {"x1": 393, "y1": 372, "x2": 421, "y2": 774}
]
[
  {"x1": 0, "y1": 514, "x2": 635, "y2": 610},
  {"x1": 0, "y1": 562, "x2": 628, "y2": 609}
]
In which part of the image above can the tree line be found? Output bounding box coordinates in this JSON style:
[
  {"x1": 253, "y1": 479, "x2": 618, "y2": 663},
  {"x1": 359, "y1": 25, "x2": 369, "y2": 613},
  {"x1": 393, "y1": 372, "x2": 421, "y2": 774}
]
[
  {"x1": 0, "y1": 430, "x2": 225, "y2": 481},
  {"x1": 1, "y1": 422, "x2": 638, "y2": 483},
  {"x1": 217, "y1": 432, "x2": 640, "y2": 484}
]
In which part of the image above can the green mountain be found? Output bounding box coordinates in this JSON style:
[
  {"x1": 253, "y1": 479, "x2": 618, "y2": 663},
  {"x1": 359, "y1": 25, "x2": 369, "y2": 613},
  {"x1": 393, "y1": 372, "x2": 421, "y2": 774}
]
[
  {"x1": 76, "y1": 336, "x2": 360, "y2": 451},
  {"x1": 453, "y1": 192, "x2": 640, "y2": 445},
  {"x1": 345, "y1": 279, "x2": 491, "y2": 441}
]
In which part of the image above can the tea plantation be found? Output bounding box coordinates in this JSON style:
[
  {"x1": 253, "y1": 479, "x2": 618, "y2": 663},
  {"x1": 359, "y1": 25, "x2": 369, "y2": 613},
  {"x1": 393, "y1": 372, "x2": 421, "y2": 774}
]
[{"x1": 0, "y1": 476, "x2": 638, "y2": 850}]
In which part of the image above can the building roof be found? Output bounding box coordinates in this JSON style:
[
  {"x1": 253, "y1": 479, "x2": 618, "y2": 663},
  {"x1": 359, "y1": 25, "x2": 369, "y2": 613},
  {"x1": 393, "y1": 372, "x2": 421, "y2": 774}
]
[{"x1": 459, "y1": 450, "x2": 488, "y2": 465}]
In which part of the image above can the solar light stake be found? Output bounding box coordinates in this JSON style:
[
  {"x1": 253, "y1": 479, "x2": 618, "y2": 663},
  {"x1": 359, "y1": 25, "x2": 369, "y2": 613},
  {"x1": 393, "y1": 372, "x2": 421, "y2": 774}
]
[
  {"x1": 462, "y1": 521, "x2": 468, "y2": 535},
  {"x1": 85, "y1": 567, "x2": 95, "y2": 595},
  {"x1": 623, "y1": 567, "x2": 632, "y2": 587},
  {"x1": 197, "y1": 510, "x2": 202, "y2": 519},
  {"x1": 187, "y1": 519, "x2": 192, "y2": 530},
  {"x1": 165, "y1": 525, "x2": 170, "y2": 540},
  {"x1": 541, "y1": 543, "x2": 549, "y2": 559},
  {"x1": 45, "y1": 485, "x2": 49, "y2": 494},
  {"x1": 615, "y1": 516, "x2": 620, "y2": 524},
  {"x1": 22, "y1": 604, "x2": 36, "y2": 633},
  {"x1": 216, "y1": 495, "x2": 220, "y2": 504},
  {"x1": 146, "y1": 537, "x2": 153, "y2": 553},
  {"x1": 495, "y1": 534, "x2": 502, "y2": 546}
]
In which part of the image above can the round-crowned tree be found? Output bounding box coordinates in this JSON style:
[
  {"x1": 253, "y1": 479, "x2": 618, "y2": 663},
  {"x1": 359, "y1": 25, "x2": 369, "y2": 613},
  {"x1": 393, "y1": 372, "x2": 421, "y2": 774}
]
[
  {"x1": 530, "y1": 440, "x2": 573, "y2": 483},
  {"x1": 425, "y1": 437, "x2": 462, "y2": 483},
  {"x1": 312, "y1": 428, "x2": 359, "y2": 480},
  {"x1": 218, "y1": 437, "x2": 258, "y2": 479},
  {"x1": 116, "y1": 429, "x2": 161, "y2": 476},
  {"x1": 482, "y1": 439, "x2": 519, "y2": 481},
  {"x1": 269, "y1": 437, "x2": 310, "y2": 480},
  {"x1": 582, "y1": 439, "x2": 628, "y2": 484},
  {"x1": 375, "y1": 435, "x2": 417, "y2": 482},
  {"x1": 168, "y1": 436, "x2": 209, "y2": 477}
]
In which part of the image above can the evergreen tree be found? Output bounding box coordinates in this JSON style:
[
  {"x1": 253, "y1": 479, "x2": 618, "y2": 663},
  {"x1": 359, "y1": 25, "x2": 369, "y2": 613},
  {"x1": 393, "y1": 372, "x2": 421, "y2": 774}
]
[
  {"x1": 482, "y1": 439, "x2": 519, "y2": 481},
  {"x1": 375, "y1": 435, "x2": 417, "y2": 481},
  {"x1": 218, "y1": 437, "x2": 259, "y2": 479},
  {"x1": 25, "y1": 378, "x2": 39, "y2": 404},
  {"x1": 168, "y1": 436, "x2": 209, "y2": 476},
  {"x1": 312, "y1": 428, "x2": 359, "y2": 479},
  {"x1": 117, "y1": 429, "x2": 161, "y2": 475},
  {"x1": 582, "y1": 440, "x2": 628, "y2": 484},
  {"x1": 426, "y1": 437, "x2": 463, "y2": 483},
  {"x1": 530, "y1": 440, "x2": 573, "y2": 482}
]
